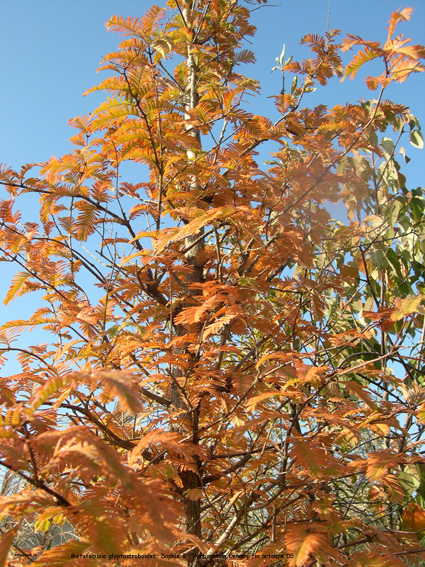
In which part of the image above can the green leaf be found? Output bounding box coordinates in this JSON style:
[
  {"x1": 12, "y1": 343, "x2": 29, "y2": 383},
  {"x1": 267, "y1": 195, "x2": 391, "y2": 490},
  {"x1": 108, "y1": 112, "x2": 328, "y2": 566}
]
[
  {"x1": 106, "y1": 324, "x2": 120, "y2": 337},
  {"x1": 409, "y1": 116, "x2": 420, "y2": 130},
  {"x1": 411, "y1": 196, "x2": 425, "y2": 222},
  {"x1": 369, "y1": 129, "x2": 378, "y2": 146},
  {"x1": 381, "y1": 137, "x2": 394, "y2": 155},
  {"x1": 386, "y1": 248, "x2": 403, "y2": 278},
  {"x1": 389, "y1": 199, "x2": 402, "y2": 227},
  {"x1": 370, "y1": 249, "x2": 384, "y2": 270},
  {"x1": 410, "y1": 130, "x2": 424, "y2": 149}
]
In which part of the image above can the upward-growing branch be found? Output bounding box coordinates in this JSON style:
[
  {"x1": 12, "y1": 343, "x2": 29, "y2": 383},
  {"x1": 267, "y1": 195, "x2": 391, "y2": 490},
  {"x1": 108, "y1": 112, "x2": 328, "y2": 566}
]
[
  {"x1": 183, "y1": 4, "x2": 204, "y2": 287},
  {"x1": 169, "y1": 2, "x2": 205, "y2": 547}
]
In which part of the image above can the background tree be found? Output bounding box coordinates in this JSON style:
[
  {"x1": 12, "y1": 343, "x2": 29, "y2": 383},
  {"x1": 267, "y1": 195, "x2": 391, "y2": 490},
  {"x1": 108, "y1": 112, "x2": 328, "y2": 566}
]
[{"x1": 0, "y1": 1, "x2": 425, "y2": 566}]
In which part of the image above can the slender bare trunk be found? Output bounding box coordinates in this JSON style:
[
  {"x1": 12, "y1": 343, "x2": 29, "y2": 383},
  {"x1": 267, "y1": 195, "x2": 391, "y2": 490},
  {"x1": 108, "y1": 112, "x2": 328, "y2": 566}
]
[{"x1": 170, "y1": 3, "x2": 204, "y2": 553}]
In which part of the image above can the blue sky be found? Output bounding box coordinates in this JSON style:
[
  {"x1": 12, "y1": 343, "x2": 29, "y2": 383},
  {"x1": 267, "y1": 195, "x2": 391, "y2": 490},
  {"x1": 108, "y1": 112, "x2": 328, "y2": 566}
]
[
  {"x1": 1, "y1": 1, "x2": 424, "y2": 173},
  {"x1": 0, "y1": 1, "x2": 424, "y2": 349}
]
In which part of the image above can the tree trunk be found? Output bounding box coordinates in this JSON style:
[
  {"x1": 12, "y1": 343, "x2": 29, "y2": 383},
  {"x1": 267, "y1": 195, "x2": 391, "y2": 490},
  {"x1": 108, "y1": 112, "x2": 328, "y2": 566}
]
[{"x1": 170, "y1": 2, "x2": 205, "y2": 555}]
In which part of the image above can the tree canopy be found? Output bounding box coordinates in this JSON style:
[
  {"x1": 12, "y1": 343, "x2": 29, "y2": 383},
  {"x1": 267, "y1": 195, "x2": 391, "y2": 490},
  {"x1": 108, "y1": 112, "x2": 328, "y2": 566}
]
[{"x1": 1, "y1": 1, "x2": 425, "y2": 566}]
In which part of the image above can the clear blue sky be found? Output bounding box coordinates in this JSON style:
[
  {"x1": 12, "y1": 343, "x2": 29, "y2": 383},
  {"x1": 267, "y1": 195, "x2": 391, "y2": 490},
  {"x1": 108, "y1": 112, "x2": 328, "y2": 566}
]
[{"x1": 0, "y1": 1, "x2": 424, "y2": 342}]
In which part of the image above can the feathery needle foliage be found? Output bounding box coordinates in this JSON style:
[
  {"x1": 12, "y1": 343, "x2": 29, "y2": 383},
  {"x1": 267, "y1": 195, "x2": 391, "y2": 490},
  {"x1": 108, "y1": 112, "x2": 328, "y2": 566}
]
[{"x1": 0, "y1": 2, "x2": 425, "y2": 566}]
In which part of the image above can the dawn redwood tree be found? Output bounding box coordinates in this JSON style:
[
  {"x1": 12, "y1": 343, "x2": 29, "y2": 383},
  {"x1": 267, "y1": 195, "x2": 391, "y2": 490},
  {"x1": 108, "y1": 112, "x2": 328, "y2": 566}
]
[{"x1": 1, "y1": 1, "x2": 425, "y2": 565}]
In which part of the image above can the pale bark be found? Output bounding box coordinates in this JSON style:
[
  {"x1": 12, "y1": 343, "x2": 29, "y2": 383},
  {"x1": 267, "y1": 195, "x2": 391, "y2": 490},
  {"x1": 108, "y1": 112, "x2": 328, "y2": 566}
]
[{"x1": 170, "y1": 1, "x2": 205, "y2": 551}]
